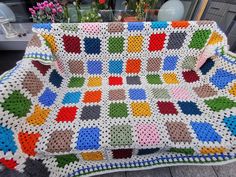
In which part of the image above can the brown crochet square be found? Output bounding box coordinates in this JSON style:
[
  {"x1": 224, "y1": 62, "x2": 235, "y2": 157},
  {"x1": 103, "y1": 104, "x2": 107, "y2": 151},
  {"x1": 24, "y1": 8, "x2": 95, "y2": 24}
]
[
  {"x1": 68, "y1": 60, "x2": 84, "y2": 75},
  {"x1": 146, "y1": 58, "x2": 162, "y2": 72},
  {"x1": 193, "y1": 84, "x2": 218, "y2": 98},
  {"x1": 108, "y1": 89, "x2": 126, "y2": 101}
]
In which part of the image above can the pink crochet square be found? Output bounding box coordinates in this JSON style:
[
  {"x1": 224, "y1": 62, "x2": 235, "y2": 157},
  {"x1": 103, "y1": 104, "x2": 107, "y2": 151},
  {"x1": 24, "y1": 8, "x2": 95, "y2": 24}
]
[
  {"x1": 135, "y1": 123, "x2": 159, "y2": 146},
  {"x1": 171, "y1": 87, "x2": 191, "y2": 100},
  {"x1": 82, "y1": 23, "x2": 101, "y2": 35}
]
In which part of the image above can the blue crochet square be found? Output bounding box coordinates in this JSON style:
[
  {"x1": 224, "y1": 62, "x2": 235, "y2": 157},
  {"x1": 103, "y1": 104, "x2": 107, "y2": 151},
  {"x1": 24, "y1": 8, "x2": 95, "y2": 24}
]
[
  {"x1": 151, "y1": 22, "x2": 168, "y2": 29},
  {"x1": 62, "y1": 91, "x2": 81, "y2": 104},
  {"x1": 128, "y1": 22, "x2": 144, "y2": 31},
  {"x1": 178, "y1": 101, "x2": 202, "y2": 115},
  {"x1": 76, "y1": 127, "x2": 100, "y2": 150},
  {"x1": 33, "y1": 23, "x2": 52, "y2": 31},
  {"x1": 191, "y1": 121, "x2": 222, "y2": 143},
  {"x1": 49, "y1": 70, "x2": 63, "y2": 88},
  {"x1": 84, "y1": 37, "x2": 101, "y2": 54},
  {"x1": 0, "y1": 125, "x2": 17, "y2": 154},
  {"x1": 87, "y1": 60, "x2": 102, "y2": 74},
  {"x1": 137, "y1": 148, "x2": 160, "y2": 155},
  {"x1": 109, "y1": 60, "x2": 123, "y2": 74},
  {"x1": 163, "y1": 56, "x2": 178, "y2": 70},
  {"x1": 129, "y1": 89, "x2": 146, "y2": 100},
  {"x1": 39, "y1": 88, "x2": 57, "y2": 106},
  {"x1": 223, "y1": 115, "x2": 236, "y2": 136},
  {"x1": 200, "y1": 59, "x2": 215, "y2": 75},
  {"x1": 210, "y1": 68, "x2": 236, "y2": 89}
]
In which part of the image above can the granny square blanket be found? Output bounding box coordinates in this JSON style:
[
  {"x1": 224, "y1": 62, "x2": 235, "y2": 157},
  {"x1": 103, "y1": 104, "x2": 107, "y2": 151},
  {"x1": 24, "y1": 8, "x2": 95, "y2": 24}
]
[{"x1": 0, "y1": 21, "x2": 236, "y2": 177}]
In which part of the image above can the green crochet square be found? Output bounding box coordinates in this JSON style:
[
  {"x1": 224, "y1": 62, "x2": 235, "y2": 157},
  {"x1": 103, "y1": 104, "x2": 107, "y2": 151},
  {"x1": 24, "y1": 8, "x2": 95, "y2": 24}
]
[
  {"x1": 169, "y1": 148, "x2": 194, "y2": 155},
  {"x1": 108, "y1": 37, "x2": 124, "y2": 54},
  {"x1": 146, "y1": 74, "x2": 162, "y2": 85},
  {"x1": 109, "y1": 103, "x2": 128, "y2": 118},
  {"x1": 110, "y1": 125, "x2": 133, "y2": 147},
  {"x1": 55, "y1": 154, "x2": 79, "y2": 168},
  {"x1": 204, "y1": 96, "x2": 236, "y2": 112},
  {"x1": 68, "y1": 77, "x2": 85, "y2": 88},
  {"x1": 189, "y1": 29, "x2": 211, "y2": 49},
  {"x1": 1, "y1": 90, "x2": 32, "y2": 118}
]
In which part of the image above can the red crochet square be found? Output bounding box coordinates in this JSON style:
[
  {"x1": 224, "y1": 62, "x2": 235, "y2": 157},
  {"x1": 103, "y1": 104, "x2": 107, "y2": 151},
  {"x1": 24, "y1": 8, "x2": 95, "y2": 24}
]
[
  {"x1": 63, "y1": 35, "x2": 81, "y2": 54},
  {"x1": 56, "y1": 106, "x2": 78, "y2": 122},
  {"x1": 0, "y1": 158, "x2": 17, "y2": 169},
  {"x1": 157, "y1": 101, "x2": 178, "y2": 115},
  {"x1": 109, "y1": 76, "x2": 123, "y2": 86},
  {"x1": 32, "y1": 61, "x2": 51, "y2": 76},
  {"x1": 112, "y1": 149, "x2": 133, "y2": 159},
  {"x1": 126, "y1": 59, "x2": 141, "y2": 74},
  {"x1": 148, "y1": 33, "x2": 166, "y2": 51},
  {"x1": 182, "y1": 70, "x2": 200, "y2": 83}
]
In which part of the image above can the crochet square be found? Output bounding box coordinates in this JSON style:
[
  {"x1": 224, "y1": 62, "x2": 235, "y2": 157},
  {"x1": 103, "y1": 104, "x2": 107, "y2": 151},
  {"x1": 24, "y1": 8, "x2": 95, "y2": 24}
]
[
  {"x1": 0, "y1": 125, "x2": 17, "y2": 154},
  {"x1": 55, "y1": 154, "x2": 79, "y2": 168},
  {"x1": 193, "y1": 84, "x2": 218, "y2": 98},
  {"x1": 1, "y1": 90, "x2": 32, "y2": 118},
  {"x1": 171, "y1": 87, "x2": 190, "y2": 100},
  {"x1": 32, "y1": 60, "x2": 51, "y2": 76},
  {"x1": 109, "y1": 89, "x2": 126, "y2": 101},
  {"x1": 68, "y1": 77, "x2": 85, "y2": 88},
  {"x1": 87, "y1": 60, "x2": 102, "y2": 74},
  {"x1": 182, "y1": 56, "x2": 197, "y2": 70},
  {"x1": 68, "y1": 60, "x2": 84, "y2": 74},
  {"x1": 39, "y1": 88, "x2": 57, "y2": 107},
  {"x1": 62, "y1": 91, "x2": 81, "y2": 104},
  {"x1": 162, "y1": 73, "x2": 179, "y2": 84},
  {"x1": 112, "y1": 149, "x2": 133, "y2": 159},
  {"x1": 178, "y1": 101, "x2": 202, "y2": 115},
  {"x1": 127, "y1": 36, "x2": 143, "y2": 53},
  {"x1": 109, "y1": 60, "x2": 123, "y2": 74},
  {"x1": 165, "y1": 121, "x2": 193, "y2": 143},
  {"x1": 229, "y1": 83, "x2": 236, "y2": 97},
  {"x1": 131, "y1": 102, "x2": 152, "y2": 117},
  {"x1": 87, "y1": 76, "x2": 102, "y2": 87},
  {"x1": 108, "y1": 37, "x2": 124, "y2": 53},
  {"x1": 43, "y1": 34, "x2": 57, "y2": 53},
  {"x1": 128, "y1": 22, "x2": 144, "y2": 31},
  {"x1": 109, "y1": 76, "x2": 123, "y2": 86},
  {"x1": 26, "y1": 105, "x2": 50, "y2": 126},
  {"x1": 49, "y1": 70, "x2": 63, "y2": 88},
  {"x1": 148, "y1": 33, "x2": 166, "y2": 51},
  {"x1": 0, "y1": 158, "x2": 17, "y2": 170},
  {"x1": 83, "y1": 90, "x2": 102, "y2": 103},
  {"x1": 81, "y1": 151, "x2": 104, "y2": 161},
  {"x1": 76, "y1": 127, "x2": 100, "y2": 150},
  {"x1": 108, "y1": 23, "x2": 124, "y2": 33},
  {"x1": 56, "y1": 106, "x2": 78, "y2": 122},
  {"x1": 146, "y1": 58, "x2": 162, "y2": 72},
  {"x1": 182, "y1": 70, "x2": 199, "y2": 83},
  {"x1": 163, "y1": 56, "x2": 178, "y2": 71},
  {"x1": 157, "y1": 101, "x2": 178, "y2": 115},
  {"x1": 151, "y1": 21, "x2": 168, "y2": 29},
  {"x1": 200, "y1": 59, "x2": 215, "y2": 75},
  {"x1": 223, "y1": 116, "x2": 236, "y2": 136},
  {"x1": 24, "y1": 159, "x2": 50, "y2": 177},
  {"x1": 110, "y1": 125, "x2": 133, "y2": 146},
  {"x1": 63, "y1": 35, "x2": 81, "y2": 54},
  {"x1": 146, "y1": 74, "x2": 162, "y2": 85},
  {"x1": 129, "y1": 89, "x2": 146, "y2": 100},
  {"x1": 204, "y1": 96, "x2": 236, "y2": 112},
  {"x1": 210, "y1": 69, "x2": 236, "y2": 89},
  {"x1": 189, "y1": 29, "x2": 211, "y2": 49},
  {"x1": 190, "y1": 121, "x2": 222, "y2": 142},
  {"x1": 80, "y1": 105, "x2": 101, "y2": 120},
  {"x1": 151, "y1": 88, "x2": 170, "y2": 99},
  {"x1": 135, "y1": 123, "x2": 159, "y2": 146},
  {"x1": 126, "y1": 76, "x2": 141, "y2": 85},
  {"x1": 109, "y1": 103, "x2": 128, "y2": 118},
  {"x1": 137, "y1": 147, "x2": 160, "y2": 155},
  {"x1": 172, "y1": 21, "x2": 189, "y2": 28},
  {"x1": 46, "y1": 130, "x2": 74, "y2": 153},
  {"x1": 126, "y1": 59, "x2": 141, "y2": 74},
  {"x1": 167, "y1": 32, "x2": 187, "y2": 49},
  {"x1": 84, "y1": 37, "x2": 101, "y2": 54}
]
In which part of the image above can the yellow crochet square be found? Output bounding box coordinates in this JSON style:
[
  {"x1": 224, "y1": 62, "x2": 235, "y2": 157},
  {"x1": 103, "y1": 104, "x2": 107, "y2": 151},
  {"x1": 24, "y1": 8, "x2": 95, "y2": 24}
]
[
  {"x1": 208, "y1": 32, "x2": 223, "y2": 45},
  {"x1": 229, "y1": 83, "x2": 236, "y2": 97},
  {"x1": 42, "y1": 34, "x2": 58, "y2": 53},
  {"x1": 200, "y1": 146, "x2": 226, "y2": 154},
  {"x1": 131, "y1": 102, "x2": 152, "y2": 117},
  {"x1": 127, "y1": 36, "x2": 144, "y2": 53},
  {"x1": 81, "y1": 151, "x2": 104, "y2": 161},
  {"x1": 162, "y1": 73, "x2": 179, "y2": 84},
  {"x1": 87, "y1": 77, "x2": 102, "y2": 87},
  {"x1": 26, "y1": 105, "x2": 50, "y2": 126}
]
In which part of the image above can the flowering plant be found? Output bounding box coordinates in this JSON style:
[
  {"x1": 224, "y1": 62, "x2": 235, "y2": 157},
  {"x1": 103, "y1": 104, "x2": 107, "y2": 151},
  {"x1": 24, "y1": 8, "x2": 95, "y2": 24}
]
[{"x1": 29, "y1": 1, "x2": 65, "y2": 23}]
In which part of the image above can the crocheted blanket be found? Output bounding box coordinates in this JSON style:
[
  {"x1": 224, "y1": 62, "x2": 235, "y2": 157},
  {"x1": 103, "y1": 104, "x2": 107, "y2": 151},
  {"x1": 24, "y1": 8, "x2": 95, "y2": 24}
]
[{"x1": 0, "y1": 21, "x2": 236, "y2": 177}]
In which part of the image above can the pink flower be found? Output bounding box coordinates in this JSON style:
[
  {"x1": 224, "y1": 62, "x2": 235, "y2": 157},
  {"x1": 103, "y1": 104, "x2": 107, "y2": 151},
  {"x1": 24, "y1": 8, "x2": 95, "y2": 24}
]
[
  {"x1": 43, "y1": 1, "x2": 48, "y2": 6},
  {"x1": 52, "y1": 8, "x2": 57, "y2": 14},
  {"x1": 48, "y1": 2, "x2": 54, "y2": 8},
  {"x1": 99, "y1": 0, "x2": 106, "y2": 4},
  {"x1": 33, "y1": 6, "x2": 39, "y2": 10},
  {"x1": 57, "y1": 8, "x2": 63, "y2": 13}
]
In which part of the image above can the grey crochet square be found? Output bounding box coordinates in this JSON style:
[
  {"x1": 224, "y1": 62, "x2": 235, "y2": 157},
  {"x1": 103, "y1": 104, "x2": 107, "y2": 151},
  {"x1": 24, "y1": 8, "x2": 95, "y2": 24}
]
[
  {"x1": 152, "y1": 88, "x2": 170, "y2": 99},
  {"x1": 126, "y1": 76, "x2": 141, "y2": 85},
  {"x1": 80, "y1": 105, "x2": 101, "y2": 120},
  {"x1": 167, "y1": 32, "x2": 187, "y2": 49}
]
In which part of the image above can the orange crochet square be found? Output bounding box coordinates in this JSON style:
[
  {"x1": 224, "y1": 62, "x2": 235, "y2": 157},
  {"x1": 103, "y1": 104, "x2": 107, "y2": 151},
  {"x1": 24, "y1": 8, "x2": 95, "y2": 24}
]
[
  {"x1": 171, "y1": 21, "x2": 189, "y2": 28},
  {"x1": 83, "y1": 90, "x2": 102, "y2": 103},
  {"x1": 131, "y1": 102, "x2": 152, "y2": 117},
  {"x1": 26, "y1": 105, "x2": 50, "y2": 126},
  {"x1": 162, "y1": 73, "x2": 179, "y2": 84},
  {"x1": 127, "y1": 36, "x2": 143, "y2": 53},
  {"x1": 200, "y1": 146, "x2": 226, "y2": 154},
  {"x1": 229, "y1": 83, "x2": 236, "y2": 97},
  {"x1": 81, "y1": 151, "x2": 104, "y2": 161},
  {"x1": 42, "y1": 34, "x2": 58, "y2": 53},
  {"x1": 126, "y1": 59, "x2": 141, "y2": 74},
  {"x1": 208, "y1": 32, "x2": 223, "y2": 45},
  {"x1": 87, "y1": 76, "x2": 102, "y2": 87}
]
